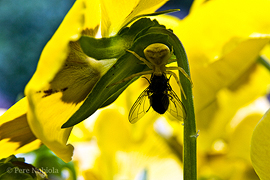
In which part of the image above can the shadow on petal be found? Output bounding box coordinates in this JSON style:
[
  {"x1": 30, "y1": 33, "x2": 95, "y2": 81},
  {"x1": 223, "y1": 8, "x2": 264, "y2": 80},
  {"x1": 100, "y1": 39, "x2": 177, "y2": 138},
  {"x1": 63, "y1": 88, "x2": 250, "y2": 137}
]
[
  {"x1": 0, "y1": 98, "x2": 42, "y2": 158},
  {"x1": 0, "y1": 114, "x2": 37, "y2": 149}
]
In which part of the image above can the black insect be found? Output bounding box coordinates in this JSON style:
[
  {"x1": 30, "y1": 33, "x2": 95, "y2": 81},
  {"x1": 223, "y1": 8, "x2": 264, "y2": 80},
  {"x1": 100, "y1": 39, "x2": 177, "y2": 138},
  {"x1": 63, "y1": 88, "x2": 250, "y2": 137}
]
[
  {"x1": 129, "y1": 73, "x2": 186, "y2": 123},
  {"x1": 108, "y1": 43, "x2": 192, "y2": 123}
]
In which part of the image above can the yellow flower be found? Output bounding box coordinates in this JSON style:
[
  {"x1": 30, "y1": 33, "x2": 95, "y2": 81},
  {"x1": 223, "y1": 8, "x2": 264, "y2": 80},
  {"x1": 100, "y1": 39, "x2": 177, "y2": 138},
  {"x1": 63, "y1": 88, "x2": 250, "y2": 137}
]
[
  {"x1": 251, "y1": 109, "x2": 270, "y2": 180},
  {"x1": 0, "y1": 0, "x2": 168, "y2": 163},
  {"x1": 71, "y1": 79, "x2": 183, "y2": 179},
  {"x1": 0, "y1": 98, "x2": 42, "y2": 158},
  {"x1": 154, "y1": 0, "x2": 270, "y2": 179},
  {"x1": 1, "y1": 0, "x2": 270, "y2": 179}
]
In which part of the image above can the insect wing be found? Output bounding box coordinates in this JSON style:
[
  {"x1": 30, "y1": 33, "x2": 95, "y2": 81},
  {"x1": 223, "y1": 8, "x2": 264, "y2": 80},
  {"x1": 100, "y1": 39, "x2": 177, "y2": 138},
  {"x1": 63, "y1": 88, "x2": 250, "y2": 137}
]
[
  {"x1": 128, "y1": 88, "x2": 150, "y2": 124},
  {"x1": 167, "y1": 88, "x2": 186, "y2": 121}
]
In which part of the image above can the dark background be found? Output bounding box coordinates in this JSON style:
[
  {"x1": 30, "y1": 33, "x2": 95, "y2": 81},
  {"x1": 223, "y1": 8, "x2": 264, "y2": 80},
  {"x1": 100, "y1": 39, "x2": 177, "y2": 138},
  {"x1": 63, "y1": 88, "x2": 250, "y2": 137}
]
[{"x1": 0, "y1": 0, "x2": 193, "y2": 108}]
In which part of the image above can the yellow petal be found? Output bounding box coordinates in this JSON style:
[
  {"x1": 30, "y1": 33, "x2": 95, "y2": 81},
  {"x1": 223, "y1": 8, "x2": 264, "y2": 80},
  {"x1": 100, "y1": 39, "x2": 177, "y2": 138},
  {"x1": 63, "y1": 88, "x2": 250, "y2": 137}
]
[
  {"x1": 25, "y1": 0, "x2": 85, "y2": 92},
  {"x1": 27, "y1": 92, "x2": 75, "y2": 163},
  {"x1": 26, "y1": 41, "x2": 116, "y2": 162},
  {"x1": 0, "y1": 98, "x2": 41, "y2": 158},
  {"x1": 84, "y1": 0, "x2": 101, "y2": 30},
  {"x1": 101, "y1": 0, "x2": 168, "y2": 36},
  {"x1": 94, "y1": 109, "x2": 131, "y2": 154},
  {"x1": 229, "y1": 113, "x2": 263, "y2": 162},
  {"x1": 176, "y1": 0, "x2": 270, "y2": 66},
  {"x1": 251, "y1": 109, "x2": 270, "y2": 180},
  {"x1": 153, "y1": 14, "x2": 270, "y2": 115},
  {"x1": 24, "y1": 0, "x2": 111, "y2": 162},
  {"x1": 193, "y1": 37, "x2": 270, "y2": 113},
  {"x1": 149, "y1": 5, "x2": 270, "y2": 161},
  {"x1": 197, "y1": 63, "x2": 270, "y2": 151},
  {"x1": 92, "y1": 108, "x2": 182, "y2": 179},
  {"x1": 188, "y1": 0, "x2": 207, "y2": 12},
  {"x1": 24, "y1": 0, "x2": 85, "y2": 163}
]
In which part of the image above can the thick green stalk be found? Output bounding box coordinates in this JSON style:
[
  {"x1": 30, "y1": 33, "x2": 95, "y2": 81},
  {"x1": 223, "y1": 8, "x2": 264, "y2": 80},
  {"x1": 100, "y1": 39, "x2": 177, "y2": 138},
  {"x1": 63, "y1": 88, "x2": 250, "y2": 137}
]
[
  {"x1": 177, "y1": 40, "x2": 197, "y2": 180},
  {"x1": 148, "y1": 27, "x2": 197, "y2": 179},
  {"x1": 161, "y1": 28, "x2": 197, "y2": 180},
  {"x1": 182, "y1": 78, "x2": 197, "y2": 180},
  {"x1": 258, "y1": 55, "x2": 270, "y2": 71}
]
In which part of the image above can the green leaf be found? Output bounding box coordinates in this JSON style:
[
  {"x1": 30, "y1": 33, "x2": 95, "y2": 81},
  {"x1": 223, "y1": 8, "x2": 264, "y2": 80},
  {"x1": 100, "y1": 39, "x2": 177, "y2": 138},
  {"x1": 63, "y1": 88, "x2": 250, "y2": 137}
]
[
  {"x1": 79, "y1": 18, "x2": 159, "y2": 60},
  {"x1": 62, "y1": 18, "x2": 172, "y2": 128},
  {"x1": 79, "y1": 35, "x2": 126, "y2": 60},
  {"x1": 0, "y1": 170, "x2": 34, "y2": 180},
  {"x1": 0, "y1": 155, "x2": 47, "y2": 180},
  {"x1": 258, "y1": 55, "x2": 270, "y2": 72},
  {"x1": 62, "y1": 33, "x2": 171, "y2": 128}
]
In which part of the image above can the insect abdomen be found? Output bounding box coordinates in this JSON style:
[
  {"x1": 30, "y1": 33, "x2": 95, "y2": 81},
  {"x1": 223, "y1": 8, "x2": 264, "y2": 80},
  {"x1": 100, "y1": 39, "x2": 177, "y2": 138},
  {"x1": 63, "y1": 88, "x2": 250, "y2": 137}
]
[{"x1": 150, "y1": 93, "x2": 169, "y2": 114}]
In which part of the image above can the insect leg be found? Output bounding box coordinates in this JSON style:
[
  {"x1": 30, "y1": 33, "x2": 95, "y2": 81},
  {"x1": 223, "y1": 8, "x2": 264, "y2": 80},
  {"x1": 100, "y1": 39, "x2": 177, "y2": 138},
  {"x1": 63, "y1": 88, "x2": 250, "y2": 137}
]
[
  {"x1": 126, "y1": 49, "x2": 153, "y2": 69},
  {"x1": 107, "y1": 70, "x2": 154, "y2": 87},
  {"x1": 166, "y1": 46, "x2": 176, "y2": 64},
  {"x1": 165, "y1": 70, "x2": 187, "y2": 99},
  {"x1": 141, "y1": 76, "x2": 151, "y2": 84},
  {"x1": 166, "y1": 66, "x2": 193, "y2": 87},
  {"x1": 167, "y1": 58, "x2": 177, "y2": 64}
]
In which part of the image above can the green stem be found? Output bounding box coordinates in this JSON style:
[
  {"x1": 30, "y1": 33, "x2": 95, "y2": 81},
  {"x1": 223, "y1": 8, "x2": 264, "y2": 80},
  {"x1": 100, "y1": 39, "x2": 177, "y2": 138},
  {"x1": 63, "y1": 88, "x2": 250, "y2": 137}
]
[
  {"x1": 258, "y1": 55, "x2": 270, "y2": 71},
  {"x1": 147, "y1": 26, "x2": 197, "y2": 179},
  {"x1": 130, "y1": 24, "x2": 197, "y2": 178},
  {"x1": 177, "y1": 42, "x2": 197, "y2": 180},
  {"x1": 160, "y1": 29, "x2": 197, "y2": 180}
]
